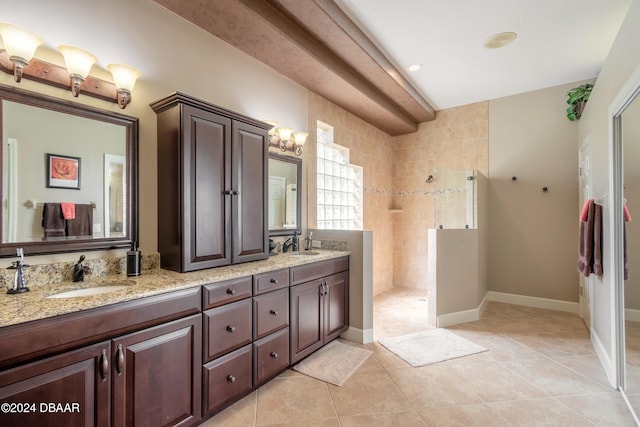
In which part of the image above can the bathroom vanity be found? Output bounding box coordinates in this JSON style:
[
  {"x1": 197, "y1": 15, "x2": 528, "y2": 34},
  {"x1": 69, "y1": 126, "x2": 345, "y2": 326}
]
[{"x1": 0, "y1": 251, "x2": 349, "y2": 427}]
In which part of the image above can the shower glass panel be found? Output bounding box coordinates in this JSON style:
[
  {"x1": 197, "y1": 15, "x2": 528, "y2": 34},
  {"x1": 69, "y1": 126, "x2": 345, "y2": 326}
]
[{"x1": 433, "y1": 168, "x2": 476, "y2": 229}]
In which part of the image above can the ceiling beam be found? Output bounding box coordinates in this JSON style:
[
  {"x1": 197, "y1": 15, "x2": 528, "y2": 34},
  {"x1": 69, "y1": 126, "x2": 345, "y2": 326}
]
[{"x1": 153, "y1": 0, "x2": 436, "y2": 135}]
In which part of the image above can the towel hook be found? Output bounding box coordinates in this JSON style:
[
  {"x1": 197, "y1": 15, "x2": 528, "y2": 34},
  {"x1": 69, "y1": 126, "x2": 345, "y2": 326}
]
[{"x1": 542, "y1": 186, "x2": 549, "y2": 193}]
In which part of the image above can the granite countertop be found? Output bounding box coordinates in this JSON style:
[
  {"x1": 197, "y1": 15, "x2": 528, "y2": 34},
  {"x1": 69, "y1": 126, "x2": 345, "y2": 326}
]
[{"x1": 0, "y1": 250, "x2": 349, "y2": 329}]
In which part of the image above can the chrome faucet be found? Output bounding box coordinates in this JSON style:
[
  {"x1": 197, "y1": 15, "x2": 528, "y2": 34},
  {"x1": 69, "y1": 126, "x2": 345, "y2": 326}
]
[{"x1": 7, "y1": 248, "x2": 29, "y2": 294}]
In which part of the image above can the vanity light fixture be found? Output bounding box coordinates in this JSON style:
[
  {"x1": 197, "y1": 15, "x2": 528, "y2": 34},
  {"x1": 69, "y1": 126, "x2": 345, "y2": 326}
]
[
  {"x1": 107, "y1": 64, "x2": 141, "y2": 109},
  {"x1": 0, "y1": 23, "x2": 42, "y2": 82},
  {"x1": 58, "y1": 45, "x2": 98, "y2": 97},
  {"x1": 265, "y1": 120, "x2": 308, "y2": 156},
  {"x1": 0, "y1": 22, "x2": 140, "y2": 109}
]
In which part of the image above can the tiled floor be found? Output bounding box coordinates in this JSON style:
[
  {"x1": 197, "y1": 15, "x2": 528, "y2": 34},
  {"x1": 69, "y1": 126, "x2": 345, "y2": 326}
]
[{"x1": 201, "y1": 287, "x2": 637, "y2": 426}]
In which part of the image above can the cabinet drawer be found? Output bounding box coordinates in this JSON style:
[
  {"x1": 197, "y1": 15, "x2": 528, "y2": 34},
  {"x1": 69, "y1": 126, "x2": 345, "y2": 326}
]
[
  {"x1": 203, "y1": 276, "x2": 253, "y2": 310},
  {"x1": 203, "y1": 344, "x2": 253, "y2": 417},
  {"x1": 253, "y1": 328, "x2": 289, "y2": 386},
  {"x1": 290, "y1": 256, "x2": 349, "y2": 285},
  {"x1": 203, "y1": 299, "x2": 252, "y2": 362},
  {"x1": 253, "y1": 288, "x2": 289, "y2": 340},
  {"x1": 253, "y1": 268, "x2": 289, "y2": 295}
]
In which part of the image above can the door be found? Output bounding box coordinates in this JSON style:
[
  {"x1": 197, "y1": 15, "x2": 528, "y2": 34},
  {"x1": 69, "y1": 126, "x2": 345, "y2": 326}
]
[
  {"x1": 112, "y1": 314, "x2": 201, "y2": 427},
  {"x1": 0, "y1": 341, "x2": 110, "y2": 427},
  {"x1": 232, "y1": 121, "x2": 269, "y2": 263},
  {"x1": 183, "y1": 105, "x2": 232, "y2": 270},
  {"x1": 290, "y1": 279, "x2": 324, "y2": 363},
  {"x1": 579, "y1": 138, "x2": 592, "y2": 331}
]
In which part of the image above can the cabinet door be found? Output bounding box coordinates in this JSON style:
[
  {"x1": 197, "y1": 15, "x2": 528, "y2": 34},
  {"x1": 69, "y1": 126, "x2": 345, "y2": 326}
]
[
  {"x1": 112, "y1": 314, "x2": 202, "y2": 427},
  {"x1": 183, "y1": 105, "x2": 232, "y2": 270},
  {"x1": 324, "y1": 271, "x2": 349, "y2": 342},
  {"x1": 232, "y1": 121, "x2": 268, "y2": 263},
  {"x1": 290, "y1": 279, "x2": 324, "y2": 363},
  {"x1": 0, "y1": 341, "x2": 110, "y2": 427}
]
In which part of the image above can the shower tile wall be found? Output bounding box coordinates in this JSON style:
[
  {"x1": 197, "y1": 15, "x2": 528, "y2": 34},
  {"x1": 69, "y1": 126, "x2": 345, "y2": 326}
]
[
  {"x1": 393, "y1": 102, "x2": 489, "y2": 290},
  {"x1": 306, "y1": 92, "x2": 488, "y2": 295},
  {"x1": 307, "y1": 91, "x2": 396, "y2": 295}
]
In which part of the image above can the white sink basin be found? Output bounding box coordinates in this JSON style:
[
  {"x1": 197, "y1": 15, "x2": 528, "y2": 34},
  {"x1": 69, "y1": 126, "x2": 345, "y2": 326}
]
[{"x1": 47, "y1": 285, "x2": 128, "y2": 299}]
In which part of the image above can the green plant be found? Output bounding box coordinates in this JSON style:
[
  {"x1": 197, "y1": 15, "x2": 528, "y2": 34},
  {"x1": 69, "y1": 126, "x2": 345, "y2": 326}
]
[{"x1": 566, "y1": 83, "x2": 593, "y2": 121}]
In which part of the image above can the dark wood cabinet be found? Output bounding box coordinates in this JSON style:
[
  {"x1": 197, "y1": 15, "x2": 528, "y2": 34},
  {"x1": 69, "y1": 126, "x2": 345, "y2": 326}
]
[
  {"x1": 202, "y1": 345, "x2": 253, "y2": 417},
  {"x1": 290, "y1": 257, "x2": 349, "y2": 364},
  {"x1": 203, "y1": 299, "x2": 253, "y2": 361},
  {"x1": 152, "y1": 92, "x2": 270, "y2": 272},
  {"x1": 253, "y1": 328, "x2": 289, "y2": 386},
  {"x1": 0, "y1": 256, "x2": 349, "y2": 426},
  {"x1": 0, "y1": 341, "x2": 111, "y2": 427},
  {"x1": 112, "y1": 314, "x2": 202, "y2": 427}
]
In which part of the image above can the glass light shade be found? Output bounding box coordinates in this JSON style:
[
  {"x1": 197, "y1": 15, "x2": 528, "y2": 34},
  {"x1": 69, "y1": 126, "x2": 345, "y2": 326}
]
[
  {"x1": 277, "y1": 127, "x2": 293, "y2": 142},
  {"x1": 107, "y1": 64, "x2": 141, "y2": 92},
  {"x1": 264, "y1": 120, "x2": 279, "y2": 135},
  {"x1": 293, "y1": 131, "x2": 308, "y2": 146},
  {"x1": 0, "y1": 23, "x2": 42, "y2": 61},
  {"x1": 58, "y1": 46, "x2": 97, "y2": 78}
]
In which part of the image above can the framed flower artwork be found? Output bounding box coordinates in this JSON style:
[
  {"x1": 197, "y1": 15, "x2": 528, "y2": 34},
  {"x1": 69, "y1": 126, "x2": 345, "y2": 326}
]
[{"x1": 47, "y1": 153, "x2": 81, "y2": 189}]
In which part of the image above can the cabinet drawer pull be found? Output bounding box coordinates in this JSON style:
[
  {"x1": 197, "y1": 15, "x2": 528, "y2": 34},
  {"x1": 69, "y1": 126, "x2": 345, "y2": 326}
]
[
  {"x1": 224, "y1": 190, "x2": 232, "y2": 195},
  {"x1": 116, "y1": 344, "x2": 124, "y2": 375},
  {"x1": 270, "y1": 352, "x2": 278, "y2": 359},
  {"x1": 232, "y1": 190, "x2": 239, "y2": 196},
  {"x1": 270, "y1": 278, "x2": 278, "y2": 284},
  {"x1": 227, "y1": 325, "x2": 236, "y2": 332},
  {"x1": 270, "y1": 309, "x2": 278, "y2": 316},
  {"x1": 226, "y1": 288, "x2": 236, "y2": 295},
  {"x1": 100, "y1": 349, "x2": 109, "y2": 382},
  {"x1": 227, "y1": 375, "x2": 236, "y2": 383}
]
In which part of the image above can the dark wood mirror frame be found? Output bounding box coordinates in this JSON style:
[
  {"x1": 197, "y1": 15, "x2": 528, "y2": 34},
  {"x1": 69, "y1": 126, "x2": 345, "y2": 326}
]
[
  {"x1": 0, "y1": 84, "x2": 139, "y2": 257},
  {"x1": 268, "y1": 152, "x2": 302, "y2": 237}
]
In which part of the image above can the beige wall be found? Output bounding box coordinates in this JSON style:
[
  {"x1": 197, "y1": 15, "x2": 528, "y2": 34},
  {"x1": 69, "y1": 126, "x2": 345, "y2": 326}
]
[
  {"x1": 488, "y1": 82, "x2": 584, "y2": 303},
  {"x1": 306, "y1": 91, "x2": 395, "y2": 296},
  {"x1": 392, "y1": 103, "x2": 489, "y2": 289}
]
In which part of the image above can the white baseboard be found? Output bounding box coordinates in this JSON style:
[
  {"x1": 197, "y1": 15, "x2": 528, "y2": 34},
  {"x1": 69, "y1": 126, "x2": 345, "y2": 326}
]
[
  {"x1": 437, "y1": 293, "x2": 490, "y2": 327},
  {"x1": 341, "y1": 326, "x2": 373, "y2": 344},
  {"x1": 625, "y1": 308, "x2": 640, "y2": 322},
  {"x1": 487, "y1": 291, "x2": 579, "y2": 314},
  {"x1": 436, "y1": 291, "x2": 580, "y2": 328}
]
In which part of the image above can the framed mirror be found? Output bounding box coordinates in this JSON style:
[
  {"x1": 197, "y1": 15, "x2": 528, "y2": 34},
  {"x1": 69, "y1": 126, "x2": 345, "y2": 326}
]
[
  {"x1": 268, "y1": 152, "x2": 301, "y2": 236},
  {"x1": 0, "y1": 84, "x2": 138, "y2": 257}
]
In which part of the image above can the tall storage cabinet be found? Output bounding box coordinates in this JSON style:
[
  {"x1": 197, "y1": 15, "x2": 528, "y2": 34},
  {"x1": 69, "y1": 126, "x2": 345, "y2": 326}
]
[{"x1": 151, "y1": 93, "x2": 270, "y2": 272}]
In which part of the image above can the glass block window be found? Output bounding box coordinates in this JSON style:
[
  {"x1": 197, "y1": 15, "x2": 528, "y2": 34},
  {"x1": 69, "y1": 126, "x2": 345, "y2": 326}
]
[{"x1": 316, "y1": 121, "x2": 363, "y2": 230}]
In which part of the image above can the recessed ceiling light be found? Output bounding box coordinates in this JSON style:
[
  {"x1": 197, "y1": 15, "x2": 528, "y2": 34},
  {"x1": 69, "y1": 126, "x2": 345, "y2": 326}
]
[
  {"x1": 407, "y1": 64, "x2": 422, "y2": 72},
  {"x1": 483, "y1": 32, "x2": 517, "y2": 49}
]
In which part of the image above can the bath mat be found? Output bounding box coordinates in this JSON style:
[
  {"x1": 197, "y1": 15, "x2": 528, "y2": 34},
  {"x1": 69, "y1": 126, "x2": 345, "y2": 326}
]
[
  {"x1": 292, "y1": 340, "x2": 372, "y2": 386},
  {"x1": 379, "y1": 328, "x2": 487, "y2": 367}
]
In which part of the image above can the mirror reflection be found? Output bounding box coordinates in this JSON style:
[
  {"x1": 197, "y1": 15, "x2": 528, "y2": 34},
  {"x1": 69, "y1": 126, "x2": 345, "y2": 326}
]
[
  {"x1": 0, "y1": 85, "x2": 137, "y2": 257},
  {"x1": 3, "y1": 100, "x2": 126, "y2": 242},
  {"x1": 623, "y1": 91, "x2": 640, "y2": 410},
  {"x1": 268, "y1": 153, "x2": 301, "y2": 236}
]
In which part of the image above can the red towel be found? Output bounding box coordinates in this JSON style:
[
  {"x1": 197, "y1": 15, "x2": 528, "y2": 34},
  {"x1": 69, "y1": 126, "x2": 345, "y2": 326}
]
[
  {"x1": 61, "y1": 202, "x2": 75, "y2": 220},
  {"x1": 580, "y1": 199, "x2": 593, "y2": 221},
  {"x1": 624, "y1": 204, "x2": 632, "y2": 222}
]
